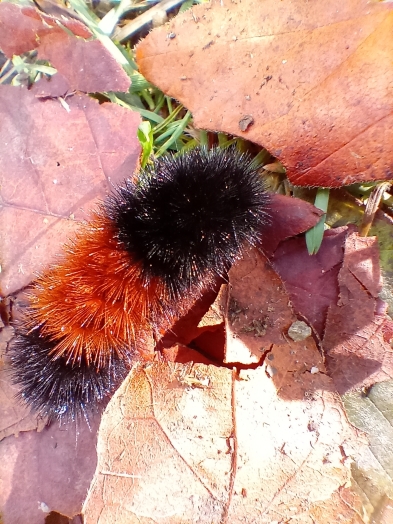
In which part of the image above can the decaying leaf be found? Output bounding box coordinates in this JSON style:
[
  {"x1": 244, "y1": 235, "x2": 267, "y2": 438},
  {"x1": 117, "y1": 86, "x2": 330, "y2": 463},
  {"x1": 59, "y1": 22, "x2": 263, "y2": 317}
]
[
  {"x1": 343, "y1": 382, "x2": 393, "y2": 518},
  {"x1": 272, "y1": 227, "x2": 348, "y2": 337},
  {"x1": 323, "y1": 233, "x2": 393, "y2": 393},
  {"x1": 136, "y1": 0, "x2": 393, "y2": 187},
  {"x1": 0, "y1": 2, "x2": 131, "y2": 94},
  {"x1": 265, "y1": 223, "x2": 393, "y2": 394},
  {"x1": 0, "y1": 410, "x2": 101, "y2": 524},
  {"x1": 83, "y1": 358, "x2": 362, "y2": 524},
  {"x1": 0, "y1": 85, "x2": 141, "y2": 294}
]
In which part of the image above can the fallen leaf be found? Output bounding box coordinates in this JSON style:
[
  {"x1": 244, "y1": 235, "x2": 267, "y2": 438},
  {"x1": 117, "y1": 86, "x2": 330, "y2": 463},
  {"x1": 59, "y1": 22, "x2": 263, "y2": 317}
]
[
  {"x1": 136, "y1": 0, "x2": 393, "y2": 187},
  {"x1": 0, "y1": 85, "x2": 141, "y2": 294},
  {"x1": 323, "y1": 233, "x2": 393, "y2": 393},
  {"x1": 262, "y1": 223, "x2": 393, "y2": 393},
  {"x1": 0, "y1": 2, "x2": 130, "y2": 94},
  {"x1": 0, "y1": 3, "x2": 92, "y2": 57},
  {"x1": 272, "y1": 226, "x2": 349, "y2": 337},
  {"x1": 83, "y1": 356, "x2": 362, "y2": 524},
  {"x1": 191, "y1": 245, "x2": 330, "y2": 402},
  {"x1": 343, "y1": 382, "x2": 393, "y2": 520},
  {"x1": 260, "y1": 193, "x2": 324, "y2": 256},
  {"x1": 323, "y1": 188, "x2": 393, "y2": 317},
  {"x1": 36, "y1": 31, "x2": 131, "y2": 95},
  {"x1": 0, "y1": 413, "x2": 101, "y2": 524},
  {"x1": 219, "y1": 249, "x2": 295, "y2": 365}
]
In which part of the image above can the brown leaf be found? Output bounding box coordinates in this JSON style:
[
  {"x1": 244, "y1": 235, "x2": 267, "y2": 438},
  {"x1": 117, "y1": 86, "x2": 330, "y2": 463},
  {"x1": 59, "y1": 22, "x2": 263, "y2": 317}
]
[
  {"x1": 264, "y1": 225, "x2": 393, "y2": 393},
  {"x1": 33, "y1": 73, "x2": 72, "y2": 99},
  {"x1": 272, "y1": 226, "x2": 349, "y2": 337},
  {"x1": 136, "y1": 0, "x2": 393, "y2": 187},
  {"x1": 189, "y1": 225, "x2": 393, "y2": 401},
  {"x1": 220, "y1": 249, "x2": 295, "y2": 365},
  {"x1": 192, "y1": 247, "x2": 331, "y2": 403},
  {"x1": 0, "y1": 2, "x2": 130, "y2": 94},
  {"x1": 0, "y1": 85, "x2": 141, "y2": 294},
  {"x1": 261, "y1": 193, "x2": 324, "y2": 256},
  {"x1": 83, "y1": 357, "x2": 361, "y2": 523},
  {"x1": 37, "y1": 31, "x2": 131, "y2": 94},
  {"x1": 323, "y1": 232, "x2": 393, "y2": 393},
  {"x1": 0, "y1": 407, "x2": 101, "y2": 523},
  {"x1": 0, "y1": 327, "x2": 47, "y2": 439},
  {"x1": 0, "y1": 4, "x2": 60, "y2": 56}
]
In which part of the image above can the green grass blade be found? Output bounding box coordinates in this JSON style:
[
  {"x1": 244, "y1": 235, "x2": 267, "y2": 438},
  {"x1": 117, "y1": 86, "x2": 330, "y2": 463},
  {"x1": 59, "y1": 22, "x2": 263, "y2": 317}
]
[
  {"x1": 138, "y1": 121, "x2": 153, "y2": 168},
  {"x1": 199, "y1": 130, "x2": 208, "y2": 147},
  {"x1": 155, "y1": 111, "x2": 192, "y2": 156},
  {"x1": 106, "y1": 93, "x2": 164, "y2": 123},
  {"x1": 306, "y1": 188, "x2": 330, "y2": 255},
  {"x1": 152, "y1": 104, "x2": 184, "y2": 135}
]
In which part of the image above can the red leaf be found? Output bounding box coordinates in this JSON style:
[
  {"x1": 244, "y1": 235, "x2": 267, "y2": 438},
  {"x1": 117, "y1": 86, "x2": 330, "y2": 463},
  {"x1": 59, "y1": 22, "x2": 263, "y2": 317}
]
[
  {"x1": 37, "y1": 32, "x2": 131, "y2": 94},
  {"x1": 0, "y1": 3, "x2": 130, "y2": 94},
  {"x1": 272, "y1": 227, "x2": 348, "y2": 337},
  {"x1": 0, "y1": 413, "x2": 101, "y2": 523},
  {"x1": 323, "y1": 233, "x2": 393, "y2": 393},
  {"x1": 136, "y1": 0, "x2": 393, "y2": 187},
  {"x1": 0, "y1": 85, "x2": 141, "y2": 294}
]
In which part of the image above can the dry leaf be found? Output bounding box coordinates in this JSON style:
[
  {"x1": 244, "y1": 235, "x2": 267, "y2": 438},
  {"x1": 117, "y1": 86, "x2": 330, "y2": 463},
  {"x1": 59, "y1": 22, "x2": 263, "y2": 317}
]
[
  {"x1": 0, "y1": 2, "x2": 130, "y2": 94},
  {"x1": 0, "y1": 3, "x2": 91, "y2": 57},
  {"x1": 83, "y1": 357, "x2": 362, "y2": 523},
  {"x1": 323, "y1": 233, "x2": 393, "y2": 393},
  {"x1": 0, "y1": 85, "x2": 141, "y2": 294},
  {"x1": 0, "y1": 414, "x2": 101, "y2": 523},
  {"x1": 343, "y1": 382, "x2": 393, "y2": 520},
  {"x1": 136, "y1": 0, "x2": 393, "y2": 187},
  {"x1": 272, "y1": 227, "x2": 349, "y2": 337},
  {"x1": 259, "y1": 193, "x2": 324, "y2": 256}
]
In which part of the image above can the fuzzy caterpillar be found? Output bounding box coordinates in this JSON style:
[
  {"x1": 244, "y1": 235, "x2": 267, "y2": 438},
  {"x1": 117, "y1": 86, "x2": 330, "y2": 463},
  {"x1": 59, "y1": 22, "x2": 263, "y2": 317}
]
[{"x1": 10, "y1": 147, "x2": 270, "y2": 422}]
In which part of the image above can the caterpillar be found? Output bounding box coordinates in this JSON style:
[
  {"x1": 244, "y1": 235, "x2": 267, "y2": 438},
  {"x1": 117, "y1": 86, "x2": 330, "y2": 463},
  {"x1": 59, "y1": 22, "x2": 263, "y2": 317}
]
[{"x1": 10, "y1": 147, "x2": 271, "y2": 422}]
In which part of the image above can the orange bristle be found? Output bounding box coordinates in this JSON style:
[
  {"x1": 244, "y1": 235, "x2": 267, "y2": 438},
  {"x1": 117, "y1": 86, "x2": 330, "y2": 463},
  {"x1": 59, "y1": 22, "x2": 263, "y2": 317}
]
[
  {"x1": 24, "y1": 213, "x2": 197, "y2": 367},
  {"x1": 10, "y1": 147, "x2": 271, "y2": 422}
]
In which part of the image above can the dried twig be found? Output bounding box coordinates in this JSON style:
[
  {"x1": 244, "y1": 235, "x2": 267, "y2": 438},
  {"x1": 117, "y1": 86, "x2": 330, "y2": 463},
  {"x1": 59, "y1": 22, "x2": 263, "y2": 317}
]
[
  {"x1": 115, "y1": 0, "x2": 185, "y2": 42},
  {"x1": 359, "y1": 181, "x2": 391, "y2": 237}
]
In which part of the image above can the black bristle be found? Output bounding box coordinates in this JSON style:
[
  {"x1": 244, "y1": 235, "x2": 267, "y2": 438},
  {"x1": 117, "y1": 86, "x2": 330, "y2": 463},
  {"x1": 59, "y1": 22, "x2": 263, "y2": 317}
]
[
  {"x1": 11, "y1": 146, "x2": 271, "y2": 422},
  {"x1": 107, "y1": 147, "x2": 270, "y2": 297},
  {"x1": 10, "y1": 327, "x2": 131, "y2": 423}
]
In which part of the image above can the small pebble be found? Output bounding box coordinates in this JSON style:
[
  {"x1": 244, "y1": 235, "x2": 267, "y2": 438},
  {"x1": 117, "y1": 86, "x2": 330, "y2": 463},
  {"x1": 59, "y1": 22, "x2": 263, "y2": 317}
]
[
  {"x1": 288, "y1": 320, "x2": 312, "y2": 341},
  {"x1": 152, "y1": 10, "x2": 168, "y2": 28}
]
